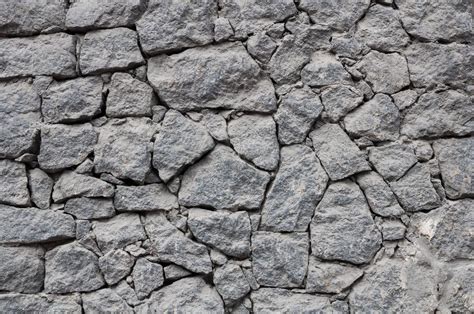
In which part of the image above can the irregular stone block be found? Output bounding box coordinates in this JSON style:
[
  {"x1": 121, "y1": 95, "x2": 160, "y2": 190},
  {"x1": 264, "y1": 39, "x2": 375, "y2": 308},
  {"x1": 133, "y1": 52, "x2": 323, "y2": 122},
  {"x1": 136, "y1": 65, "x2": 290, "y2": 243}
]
[
  {"x1": 214, "y1": 263, "x2": 250, "y2": 305},
  {"x1": 164, "y1": 264, "x2": 192, "y2": 281},
  {"x1": 82, "y1": 288, "x2": 133, "y2": 313},
  {"x1": 0, "y1": 294, "x2": 81, "y2": 313},
  {"x1": 301, "y1": 52, "x2": 352, "y2": 87},
  {"x1": 377, "y1": 219, "x2": 406, "y2": 241},
  {"x1": 251, "y1": 288, "x2": 332, "y2": 313},
  {"x1": 27, "y1": 168, "x2": 53, "y2": 209},
  {"x1": 52, "y1": 171, "x2": 114, "y2": 203},
  {"x1": 247, "y1": 32, "x2": 277, "y2": 63},
  {"x1": 115, "y1": 184, "x2": 178, "y2": 212},
  {"x1": 0, "y1": 246, "x2": 44, "y2": 293},
  {"x1": 64, "y1": 197, "x2": 115, "y2": 220},
  {"x1": 200, "y1": 110, "x2": 228, "y2": 142},
  {"x1": 367, "y1": 144, "x2": 417, "y2": 181},
  {"x1": 132, "y1": 258, "x2": 164, "y2": 300},
  {"x1": 306, "y1": 257, "x2": 363, "y2": 293},
  {"x1": 99, "y1": 249, "x2": 134, "y2": 285},
  {"x1": 0, "y1": 160, "x2": 30, "y2": 207},
  {"x1": 320, "y1": 85, "x2": 363, "y2": 122}
]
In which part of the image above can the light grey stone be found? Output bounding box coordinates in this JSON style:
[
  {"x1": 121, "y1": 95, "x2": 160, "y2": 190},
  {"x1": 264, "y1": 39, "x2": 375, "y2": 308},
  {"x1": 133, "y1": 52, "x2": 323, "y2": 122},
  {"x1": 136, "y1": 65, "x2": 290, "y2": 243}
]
[
  {"x1": 0, "y1": 246, "x2": 44, "y2": 293},
  {"x1": 179, "y1": 145, "x2": 270, "y2": 210},
  {"x1": 310, "y1": 181, "x2": 382, "y2": 264},
  {"x1": 438, "y1": 264, "x2": 474, "y2": 313},
  {"x1": 252, "y1": 231, "x2": 308, "y2": 287},
  {"x1": 132, "y1": 258, "x2": 164, "y2": 299},
  {"x1": 52, "y1": 171, "x2": 114, "y2": 202},
  {"x1": 310, "y1": 123, "x2": 370, "y2": 181},
  {"x1": 44, "y1": 242, "x2": 105, "y2": 293},
  {"x1": 0, "y1": 294, "x2": 81, "y2": 313},
  {"x1": 413, "y1": 141, "x2": 433, "y2": 161},
  {"x1": 330, "y1": 32, "x2": 366, "y2": 58},
  {"x1": 274, "y1": 87, "x2": 323, "y2": 145},
  {"x1": 246, "y1": 32, "x2": 277, "y2": 63},
  {"x1": 38, "y1": 123, "x2": 97, "y2": 172},
  {"x1": 0, "y1": 160, "x2": 30, "y2": 207},
  {"x1": 76, "y1": 158, "x2": 94, "y2": 174},
  {"x1": 0, "y1": 33, "x2": 76, "y2": 79},
  {"x1": 321, "y1": 85, "x2": 363, "y2": 122},
  {"x1": 251, "y1": 288, "x2": 332, "y2": 313},
  {"x1": 112, "y1": 281, "x2": 141, "y2": 307},
  {"x1": 82, "y1": 288, "x2": 133, "y2": 313},
  {"x1": 144, "y1": 212, "x2": 212, "y2": 274},
  {"x1": 64, "y1": 197, "x2": 115, "y2": 219},
  {"x1": 228, "y1": 115, "x2": 279, "y2": 171},
  {"x1": 153, "y1": 110, "x2": 215, "y2": 182},
  {"x1": 214, "y1": 17, "x2": 234, "y2": 42},
  {"x1": 27, "y1": 168, "x2": 53, "y2": 209},
  {"x1": 188, "y1": 208, "x2": 251, "y2": 258},
  {"x1": 99, "y1": 249, "x2": 134, "y2": 285},
  {"x1": 285, "y1": 11, "x2": 311, "y2": 34},
  {"x1": 147, "y1": 42, "x2": 276, "y2": 112},
  {"x1": 42, "y1": 77, "x2": 103, "y2": 123},
  {"x1": 164, "y1": 264, "x2": 192, "y2": 281},
  {"x1": 214, "y1": 263, "x2": 251, "y2": 305},
  {"x1": 377, "y1": 219, "x2": 406, "y2": 241},
  {"x1": 200, "y1": 111, "x2": 228, "y2": 142},
  {"x1": 115, "y1": 184, "x2": 178, "y2": 212},
  {"x1": 367, "y1": 144, "x2": 418, "y2": 181},
  {"x1": 76, "y1": 220, "x2": 92, "y2": 239},
  {"x1": 393, "y1": 89, "x2": 419, "y2": 111},
  {"x1": 261, "y1": 145, "x2": 328, "y2": 232},
  {"x1": 301, "y1": 52, "x2": 352, "y2": 87},
  {"x1": 80, "y1": 28, "x2": 144, "y2": 75},
  {"x1": 210, "y1": 249, "x2": 228, "y2": 266}
]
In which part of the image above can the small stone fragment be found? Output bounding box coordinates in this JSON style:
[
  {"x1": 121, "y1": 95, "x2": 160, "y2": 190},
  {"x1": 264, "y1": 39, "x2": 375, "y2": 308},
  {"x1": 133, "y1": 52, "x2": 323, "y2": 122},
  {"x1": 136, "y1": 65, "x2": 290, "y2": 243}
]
[
  {"x1": 82, "y1": 288, "x2": 133, "y2": 313},
  {"x1": 214, "y1": 263, "x2": 251, "y2": 305},
  {"x1": 99, "y1": 249, "x2": 134, "y2": 285},
  {"x1": 27, "y1": 168, "x2": 53, "y2": 209},
  {"x1": 321, "y1": 85, "x2": 363, "y2": 122},
  {"x1": 301, "y1": 52, "x2": 352, "y2": 87},
  {"x1": 64, "y1": 197, "x2": 114, "y2": 220},
  {"x1": 438, "y1": 264, "x2": 474, "y2": 313},
  {"x1": 210, "y1": 249, "x2": 228, "y2": 266},
  {"x1": 115, "y1": 184, "x2": 178, "y2": 213},
  {"x1": 0, "y1": 160, "x2": 30, "y2": 207},
  {"x1": 377, "y1": 219, "x2": 406, "y2": 241},
  {"x1": 164, "y1": 264, "x2": 192, "y2": 281},
  {"x1": 367, "y1": 144, "x2": 417, "y2": 181},
  {"x1": 0, "y1": 294, "x2": 81, "y2": 313},
  {"x1": 132, "y1": 258, "x2": 164, "y2": 299},
  {"x1": 413, "y1": 141, "x2": 433, "y2": 161},
  {"x1": 251, "y1": 288, "x2": 332, "y2": 313},
  {"x1": 0, "y1": 246, "x2": 44, "y2": 293},
  {"x1": 200, "y1": 111, "x2": 228, "y2": 142},
  {"x1": 52, "y1": 171, "x2": 114, "y2": 202},
  {"x1": 246, "y1": 32, "x2": 277, "y2": 63}
]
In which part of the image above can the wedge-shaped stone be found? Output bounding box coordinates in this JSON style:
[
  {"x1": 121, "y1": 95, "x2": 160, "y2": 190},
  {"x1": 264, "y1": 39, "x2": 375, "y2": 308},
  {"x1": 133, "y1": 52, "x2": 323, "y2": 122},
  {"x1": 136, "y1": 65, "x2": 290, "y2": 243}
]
[
  {"x1": 321, "y1": 85, "x2": 363, "y2": 122},
  {"x1": 0, "y1": 246, "x2": 44, "y2": 293},
  {"x1": 0, "y1": 205, "x2": 75, "y2": 244},
  {"x1": 0, "y1": 160, "x2": 30, "y2": 207},
  {"x1": 83, "y1": 288, "x2": 133, "y2": 313},
  {"x1": 310, "y1": 181, "x2": 382, "y2": 264},
  {"x1": 27, "y1": 168, "x2": 53, "y2": 209},
  {"x1": 251, "y1": 288, "x2": 332, "y2": 313},
  {"x1": 64, "y1": 197, "x2": 115, "y2": 219},
  {"x1": 52, "y1": 171, "x2": 114, "y2": 202},
  {"x1": 306, "y1": 257, "x2": 363, "y2": 293},
  {"x1": 144, "y1": 212, "x2": 212, "y2": 274},
  {"x1": 188, "y1": 209, "x2": 251, "y2": 258},
  {"x1": 214, "y1": 263, "x2": 250, "y2": 305},
  {"x1": 179, "y1": 145, "x2": 270, "y2": 210},
  {"x1": 367, "y1": 144, "x2": 417, "y2": 181},
  {"x1": 301, "y1": 52, "x2": 351, "y2": 87},
  {"x1": 261, "y1": 145, "x2": 328, "y2": 232},
  {"x1": 99, "y1": 249, "x2": 134, "y2": 286},
  {"x1": 153, "y1": 110, "x2": 215, "y2": 182},
  {"x1": 0, "y1": 294, "x2": 81, "y2": 313},
  {"x1": 147, "y1": 42, "x2": 276, "y2": 112},
  {"x1": 115, "y1": 184, "x2": 178, "y2": 212},
  {"x1": 132, "y1": 258, "x2": 164, "y2": 300}
]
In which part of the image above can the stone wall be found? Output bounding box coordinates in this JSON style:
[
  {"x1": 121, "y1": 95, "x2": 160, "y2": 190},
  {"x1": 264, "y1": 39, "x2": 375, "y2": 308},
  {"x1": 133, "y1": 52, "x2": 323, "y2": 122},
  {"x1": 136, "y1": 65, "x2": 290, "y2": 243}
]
[{"x1": 0, "y1": 0, "x2": 472, "y2": 312}]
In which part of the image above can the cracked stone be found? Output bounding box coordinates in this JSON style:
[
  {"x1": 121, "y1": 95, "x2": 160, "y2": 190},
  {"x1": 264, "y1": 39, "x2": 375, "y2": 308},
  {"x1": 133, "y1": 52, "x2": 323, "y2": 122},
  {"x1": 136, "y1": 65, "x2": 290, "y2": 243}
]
[
  {"x1": 214, "y1": 263, "x2": 251, "y2": 305},
  {"x1": 113, "y1": 281, "x2": 141, "y2": 307},
  {"x1": 115, "y1": 184, "x2": 178, "y2": 212},
  {"x1": 377, "y1": 219, "x2": 406, "y2": 241},
  {"x1": 27, "y1": 168, "x2": 53, "y2": 209},
  {"x1": 367, "y1": 143, "x2": 418, "y2": 181},
  {"x1": 99, "y1": 249, "x2": 134, "y2": 286},
  {"x1": 0, "y1": 246, "x2": 44, "y2": 293},
  {"x1": 64, "y1": 197, "x2": 115, "y2": 220},
  {"x1": 52, "y1": 171, "x2": 114, "y2": 203},
  {"x1": 200, "y1": 111, "x2": 228, "y2": 142},
  {"x1": 251, "y1": 288, "x2": 332, "y2": 313},
  {"x1": 392, "y1": 89, "x2": 419, "y2": 110},
  {"x1": 82, "y1": 288, "x2": 133, "y2": 313},
  {"x1": 0, "y1": 160, "x2": 30, "y2": 207},
  {"x1": 164, "y1": 265, "x2": 192, "y2": 281},
  {"x1": 246, "y1": 32, "x2": 277, "y2": 64},
  {"x1": 301, "y1": 52, "x2": 352, "y2": 87},
  {"x1": 0, "y1": 294, "x2": 81, "y2": 313},
  {"x1": 132, "y1": 258, "x2": 164, "y2": 300},
  {"x1": 214, "y1": 17, "x2": 234, "y2": 42},
  {"x1": 321, "y1": 85, "x2": 363, "y2": 122}
]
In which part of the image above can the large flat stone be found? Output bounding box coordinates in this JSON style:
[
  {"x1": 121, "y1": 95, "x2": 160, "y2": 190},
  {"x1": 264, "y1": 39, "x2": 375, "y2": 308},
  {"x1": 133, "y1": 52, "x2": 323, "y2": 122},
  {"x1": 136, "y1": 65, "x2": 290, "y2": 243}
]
[
  {"x1": 52, "y1": 171, "x2": 114, "y2": 203},
  {"x1": 64, "y1": 197, "x2": 115, "y2": 220},
  {"x1": 0, "y1": 246, "x2": 44, "y2": 293},
  {"x1": 0, "y1": 160, "x2": 30, "y2": 207},
  {"x1": 0, "y1": 294, "x2": 81, "y2": 313},
  {"x1": 82, "y1": 288, "x2": 133, "y2": 313}
]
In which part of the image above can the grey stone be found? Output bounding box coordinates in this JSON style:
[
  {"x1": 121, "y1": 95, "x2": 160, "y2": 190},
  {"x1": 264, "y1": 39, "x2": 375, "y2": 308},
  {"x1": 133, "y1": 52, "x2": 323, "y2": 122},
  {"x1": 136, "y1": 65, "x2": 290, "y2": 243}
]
[
  {"x1": 93, "y1": 213, "x2": 146, "y2": 254},
  {"x1": 112, "y1": 281, "x2": 141, "y2": 307},
  {"x1": 135, "y1": 277, "x2": 224, "y2": 313},
  {"x1": 310, "y1": 181, "x2": 382, "y2": 264},
  {"x1": 200, "y1": 111, "x2": 229, "y2": 142},
  {"x1": 76, "y1": 220, "x2": 92, "y2": 239},
  {"x1": 147, "y1": 42, "x2": 276, "y2": 112},
  {"x1": 368, "y1": 144, "x2": 418, "y2": 181},
  {"x1": 0, "y1": 33, "x2": 76, "y2": 79},
  {"x1": 210, "y1": 249, "x2": 228, "y2": 266},
  {"x1": 228, "y1": 115, "x2": 279, "y2": 171},
  {"x1": 401, "y1": 90, "x2": 473, "y2": 139},
  {"x1": 321, "y1": 85, "x2": 363, "y2": 122},
  {"x1": 392, "y1": 89, "x2": 419, "y2": 110},
  {"x1": 251, "y1": 288, "x2": 332, "y2": 313},
  {"x1": 38, "y1": 123, "x2": 97, "y2": 172},
  {"x1": 261, "y1": 145, "x2": 328, "y2": 232},
  {"x1": 44, "y1": 242, "x2": 105, "y2": 293},
  {"x1": 0, "y1": 294, "x2": 81, "y2": 313},
  {"x1": 42, "y1": 77, "x2": 103, "y2": 123},
  {"x1": 310, "y1": 123, "x2": 370, "y2": 181},
  {"x1": 0, "y1": 205, "x2": 75, "y2": 244},
  {"x1": 306, "y1": 257, "x2": 363, "y2": 294},
  {"x1": 27, "y1": 168, "x2": 53, "y2": 209},
  {"x1": 99, "y1": 249, "x2": 134, "y2": 285},
  {"x1": 76, "y1": 158, "x2": 94, "y2": 174},
  {"x1": 136, "y1": 0, "x2": 216, "y2": 55},
  {"x1": 106, "y1": 72, "x2": 155, "y2": 118},
  {"x1": 274, "y1": 87, "x2": 323, "y2": 145},
  {"x1": 413, "y1": 140, "x2": 433, "y2": 161},
  {"x1": 214, "y1": 263, "x2": 251, "y2": 305},
  {"x1": 179, "y1": 145, "x2": 270, "y2": 210},
  {"x1": 115, "y1": 184, "x2": 178, "y2": 212},
  {"x1": 301, "y1": 52, "x2": 352, "y2": 87},
  {"x1": 82, "y1": 288, "x2": 133, "y2": 314},
  {"x1": 188, "y1": 209, "x2": 251, "y2": 258},
  {"x1": 0, "y1": 246, "x2": 44, "y2": 293},
  {"x1": 64, "y1": 197, "x2": 115, "y2": 219},
  {"x1": 164, "y1": 264, "x2": 192, "y2": 281},
  {"x1": 132, "y1": 258, "x2": 164, "y2": 299},
  {"x1": 144, "y1": 212, "x2": 212, "y2": 274},
  {"x1": 153, "y1": 110, "x2": 215, "y2": 182},
  {"x1": 0, "y1": 160, "x2": 30, "y2": 207},
  {"x1": 285, "y1": 11, "x2": 311, "y2": 34},
  {"x1": 433, "y1": 137, "x2": 474, "y2": 199},
  {"x1": 95, "y1": 118, "x2": 154, "y2": 183},
  {"x1": 52, "y1": 171, "x2": 114, "y2": 202},
  {"x1": 330, "y1": 32, "x2": 367, "y2": 58},
  {"x1": 438, "y1": 264, "x2": 474, "y2": 313},
  {"x1": 252, "y1": 231, "x2": 308, "y2": 287},
  {"x1": 80, "y1": 28, "x2": 144, "y2": 75},
  {"x1": 214, "y1": 17, "x2": 234, "y2": 42},
  {"x1": 344, "y1": 93, "x2": 400, "y2": 142},
  {"x1": 246, "y1": 32, "x2": 277, "y2": 63},
  {"x1": 377, "y1": 219, "x2": 406, "y2": 241}
]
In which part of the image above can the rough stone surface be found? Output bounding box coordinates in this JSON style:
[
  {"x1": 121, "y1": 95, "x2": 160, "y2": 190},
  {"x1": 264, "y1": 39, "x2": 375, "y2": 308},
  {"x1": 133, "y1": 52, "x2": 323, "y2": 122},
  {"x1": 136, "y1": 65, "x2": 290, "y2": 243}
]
[
  {"x1": 251, "y1": 288, "x2": 332, "y2": 313},
  {"x1": 64, "y1": 197, "x2": 115, "y2": 219},
  {"x1": 132, "y1": 258, "x2": 164, "y2": 299},
  {"x1": 115, "y1": 184, "x2": 178, "y2": 212},
  {"x1": 52, "y1": 171, "x2": 114, "y2": 202},
  {"x1": 0, "y1": 294, "x2": 81, "y2": 313},
  {"x1": 98, "y1": 249, "x2": 134, "y2": 285},
  {"x1": 321, "y1": 85, "x2": 363, "y2": 122},
  {"x1": 82, "y1": 288, "x2": 133, "y2": 313},
  {"x1": 214, "y1": 263, "x2": 251, "y2": 305},
  {"x1": 301, "y1": 52, "x2": 352, "y2": 87},
  {"x1": 368, "y1": 144, "x2": 418, "y2": 181},
  {"x1": 0, "y1": 160, "x2": 30, "y2": 207},
  {"x1": 27, "y1": 169, "x2": 53, "y2": 209},
  {"x1": 0, "y1": 246, "x2": 44, "y2": 293}
]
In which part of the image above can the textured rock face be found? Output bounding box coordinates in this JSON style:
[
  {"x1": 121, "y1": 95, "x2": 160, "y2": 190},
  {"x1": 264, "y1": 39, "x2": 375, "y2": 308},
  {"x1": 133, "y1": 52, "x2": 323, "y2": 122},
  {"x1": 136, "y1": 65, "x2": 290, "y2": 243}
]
[
  {"x1": 132, "y1": 258, "x2": 164, "y2": 299},
  {"x1": 65, "y1": 197, "x2": 115, "y2": 220},
  {"x1": 52, "y1": 171, "x2": 114, "y2": 202},
  {"x1": 321, "y1": 85, "x2": 363, "y2": 122},
  {"x1": 214, "y1": 263, "x2": 250, "y2": 305},
  {"x1": 0, "y1": 160, "x2": 30, "y2": 206},
  {"x1": 0, "y1": 246, "x2": 44, "y2": 293},
  {"x1": 0, "y1": 294, "x2": 81, "y2": 313},
  {"x1": 114, "y1": 184, "x2": 178, "y2": 212},
  {"x1": 251, "y1": 288, "x2": 332, "y2": 313},
  {"x1": 28, "y1": 168, "x2": 53, "y2": 209},
  {"x1": 82, "y1": 288, "x2": 133, "y2": 313}
]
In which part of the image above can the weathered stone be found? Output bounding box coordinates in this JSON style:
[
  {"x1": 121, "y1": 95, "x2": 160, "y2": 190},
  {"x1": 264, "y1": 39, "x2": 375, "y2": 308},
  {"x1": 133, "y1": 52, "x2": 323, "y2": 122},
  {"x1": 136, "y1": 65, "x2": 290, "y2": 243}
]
[
  {"x1": 200, "y1": 111, "x2": 228, "y2": 142},
  {"x1": 310, "y1": 123, "x2": 370, "y2": 181},
  {"x1": 377, "y1": 219, "x2": 406, "y2": 241},
  {"x1": 164, "y1": 264, "x2": 192, "y2": 281},
  {"x1": 228, "y1": 115, "x2": 279, "y2": 171},
  {"x1": 179, "y1": 145, "x2": 270, "y2": 210},
  {"x1": 0, "y1": 294, "x2": 81, "y2": 313},
  {"x1": 153, "y1": 110, "x2": 215, "y2": 182},
  {"x1": 252, "y1": 231, "x2": 308, "y2": 287},
  {"x1": 0, "y1": 246, "x2": 44, "y2": 293},
  {"x1": 80, "y1": 28, "x2": 144, "y2": 75},
  {"x1": 115, "y1": 184, "x2": 178, "y2": 212},
  {"x1": 310, "y1": 181, "x2": 382, "y2": 264},
  {"x1": 214, "y1": 17, "x2": 234, "y2": 42},
  {"x1": 44, "y1": 242, "x2": 105, "y2": 293},
  {"x1": 368, "y1": 144, "x2": 417, "y2": 181},
  {"x1": 274, "y1": 87, "x2": 323, "y2": 144},
  {"x1": 321, "y1": 85, "x2": 363, "y2": 122},
  {"x1": 42, "y1": 77, "x2": 103, "y2": 123},
  {"x1": 344, "y1": 93, "x2": 400, "y2": 142},
  {"x1": 95, "y1": 118, "x2": 154, "y2": 183},
  {"x1": 438, "y1": 264, "x2": 474, "y2": 313},
  {"x1": 246, "y1": 32, "x2": 277, "y2": 63},
  {"x1": 251, "y1": 288, "x2": 332, "y2": 313},
  {"x1": 64, "y1": 197, "x2": 115, "y2": 220},
  {"x1": 401, "y1": 90, "x2": 473, "y2": 139},
  {"x1": 392, "y1": 89, "x2": 419, "y2": 111},
  {"x1": 301, "y1": 52, "x2": 352, "y2": 87},
  {"x1": 0, "y1": 205, "x2": 75, "y2": 244},
  {"x1": 188, "y1": 209, "x2": 251, "y2": 258},
  {"x1": 52, "y1": 171, "x2": 114, "y2": 202},
  {"x1": 148, "y1": 42, "x2": 276, "y2": 112},
  {"x1": 306, "y1": 257, "x2": 363, "y2": 294},
  {"x1": 331, "y1": 32, "x2": 367, "y2": 58},
  {"x1": 38, "y1": 123, "x2": 97, "y2": 172},
  {"x1": 135, "y1": 277, "x2": 224, "y2": 313},
  {"x1": 132, "y1": 258, "x2": 164, "y2": 299},
  {"x1": 99, "y1": 249, "x2": 134, "y2": 285},
  {"x1": 82, "y1": 288, "x2": 133, "y2": 314},
  {"x1": 433, "y1": 137, "x2": 474, "y2": 199},
  {"x1": 137, "y1": 0, "x2": 216, "y2": 55},
  {"x1": 112, "y1": 281, "x2": 141, "y2": 307},
  {"x1": 93, "y1": 213, "x2": 146, "y2": 254},
  {"x1": 214, "y1": 263, "x2": 250, "y2": 305},
  {"x1": 0, "y1": 33, "x2": 76, "y2": 79},
  {"x1": 0, "y1": 160, "x2": 30, "y2": 207},
  {"x1": 27, "y1": 168, "x2": 53, "y2": 209},
  {"x1": 261, "y1": 145, "x2": 328, "y2": 232}
]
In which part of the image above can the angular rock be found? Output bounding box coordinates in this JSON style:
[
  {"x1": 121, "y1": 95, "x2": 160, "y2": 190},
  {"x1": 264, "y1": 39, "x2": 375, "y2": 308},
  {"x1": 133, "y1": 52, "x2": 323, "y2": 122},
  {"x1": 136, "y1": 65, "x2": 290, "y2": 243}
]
[
  {"x1": 214, "y1": 17, "x2": 234, "y2": 42},
  {"x1": 132, "y1": 258, "x2": 164, "y2": 299},
  {"x1": 38, "y1": 123, "x2": 97, "y2": 171},
  {"x1": 377, "y1": 219, "x2": 406, "y2": 241},
  {"x1": 321, "y1": 85, "x2": 363, "y2": 122},
  {"x1": 115, "y1": 184, "x2": 178, "y2": 212},
  {"x1": 64, "y1": 197, "x2": 115, "y2": 220},
  {"x1": 252, "y1": 231, "x2": 309, "y2": 287},
  {"x1": 188, "y1": 209, "x2": 251, "y2": 258},
  {"x1": 27, "y1": 168, "x2": 53, "y2": 209},
  {"x1": 80, "y1": 28, "x2": 144, "y2": 75},
  {"x1": 0, "y1": 160, "x2": 30, "y2": 207},
  {"x1": 310, "y1": 123, "x2": 370, "y2": 181},
  {"x1": 301, "y1": 52, "x2": 352, "y2": 87},
  {"x1": 147, "y1": 42, "x2": 276, "y2": 112},
  {"x1": 44, "y1": 242, "x2": 105, "y2": 293},
  {"x1": 178, "y1": 145, "x2": 270, "y2": 210},
  {"x1": 136, "y1": 0, "x2": 216, "y2": 55},
  {"x1": 0, "y1": 294, "x2": 81, "y2": 313},
  {"x1": 344, "y1": 93, "x2": 400, "y2": 142},
  {"x1": 82, "y1": 288, "x2": 133, "y2": 314},
  {"x1": 164, "y1": 264, "x2": 192, "y2": 281},
  {"x1": 367, "y1": 144, "x2": 417, "y2": 181},
  {"x1": 261, "y1": 145, "x2": 328, "y2": 232},
  {"x1": 246, "y1": 32, "x2": 277, "y2": 63},
  {"x1": 52, "y1": 171, "x2": 114, "y2": 202},
  {"x1": 306, "y1": 257, "x2": 363, "y2": 293},
  {"x1": 112, "y1": 281, "x2": 141, "y2": 307},
  {"x1": 144, "y1": 212, "x2": 212, "y2": 274},
  {"x1": 251, "y1": 288, "x2": 332, "y2": 313},
  {"x1": 153, "y1": 110, "x2": 215, "y2": 182},
  {"x1": 0, "y1": 33, "x2": 76, "y2": 79},
  {"x1": 392, "y1": 89, "x2": 419, "y2": 111},
  {"x1": 310, "y1": 181, "x2": 382, "y2": 264},
  {"x1": 99, "y1": 249, "x2": 134, "y2": 285},
  {"x1": 200, "y1": 111, "x2": 228, "y2": 142},
  {"x1": 228, "y1": 115, "x2": 279, "y2": 171},
  {"x1": 438, "y1": 264, "x2": 474, "y2": 313},
  {"x1": 275, "y1": 87, "x2": 323, "y2": 144},
  {"x1": 0, "y1": 246, "x2": 44, "y2": 293},
  {"x1": 214, "y1": 263, "x2": 251, "y2": 305}
]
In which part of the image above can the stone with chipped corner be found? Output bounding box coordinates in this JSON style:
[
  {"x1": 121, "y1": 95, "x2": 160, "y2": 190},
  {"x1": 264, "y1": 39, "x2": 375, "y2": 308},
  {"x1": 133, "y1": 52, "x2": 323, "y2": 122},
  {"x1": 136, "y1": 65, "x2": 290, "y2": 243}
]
[
  {"x1": 27, "y1": 168, "x2": 53, "y2": 210},
  {"x1": 367, "y1": 144, "x2": 417, "y2": 181},
  {"x1": 82, "y1": 288, "x2": 133, "y2": 313},
  {"x1": 246, "y1": 33, "x2": 277, "y2": 63},
  {"x1": 99, "y1": 249, "x2": 134, "y2": 285},
  {"x1": 0, "y1": 246, "x2": 44, "y2": 293},
  {"x1": 320, "y1": 85, "x2": 363, "y2": 122},
  {"x1": 301, "y1": 52, "x2": 352, "y2": 87},
  {"x1": 132, "y1": 258, "x2": 164, "y2": 300},
  {"x1": 0, "y1": 160, "x2": 30, "y2": 207},
  {"x1": 52, "y1": 171, "x2": 114, "y2": 203},
  {"x1": 115, "y1": 184, "x2": 178, "y2": 212},
  {"x1": 214, "y1": 263, "x2": 251, "y2": 305}
]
